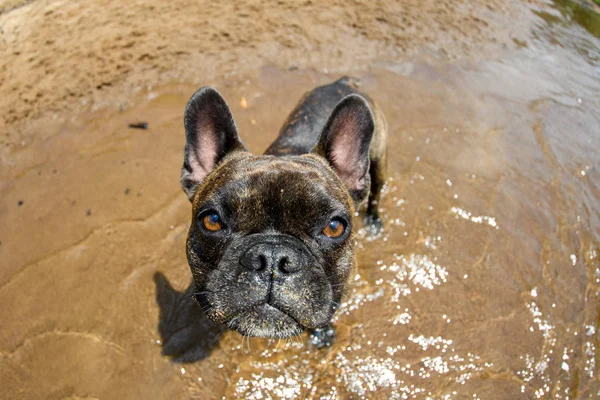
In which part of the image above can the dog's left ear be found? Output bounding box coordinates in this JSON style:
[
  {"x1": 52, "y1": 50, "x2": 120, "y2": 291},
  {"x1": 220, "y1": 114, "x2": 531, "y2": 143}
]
[
  {"x1": 181, "y1": 87, "x2": 246, "y2": 201},
  {"x1": 313, "y1": 94, "x2": 375, "y2": 205}
]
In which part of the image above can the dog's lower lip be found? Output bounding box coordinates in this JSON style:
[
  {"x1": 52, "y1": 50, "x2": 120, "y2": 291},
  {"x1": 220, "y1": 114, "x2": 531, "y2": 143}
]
[
  {"x1": 259, "y1": 303, "x2": 307, "y2": 329},
  {"x1": 228, "y1": 302, "x2": 305, "y2": 338},
  {"x1": 256, "y1": 303, "x2": 289, "y2": 318},
  {"x1": 227, "y1": 302, "x2": 294, "y2": 322}
]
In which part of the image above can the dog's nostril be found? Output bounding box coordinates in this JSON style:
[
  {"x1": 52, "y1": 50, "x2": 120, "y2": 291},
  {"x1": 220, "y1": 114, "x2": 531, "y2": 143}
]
[
  {"x1": 278, "y1": 255, "x2": 301, "y2": 274},
  {"x1": 240, "y1": 248, "x2": 270, "y2": 271},
  {"x1": 278, "y1": 256, "x2": 289, "y2": 272},
  {"x1": 258, "y1": 254, "x2": 268, "y2": 271},
  {"x1": 241, "y1": 243, "x2": 302, "y2": 273}
]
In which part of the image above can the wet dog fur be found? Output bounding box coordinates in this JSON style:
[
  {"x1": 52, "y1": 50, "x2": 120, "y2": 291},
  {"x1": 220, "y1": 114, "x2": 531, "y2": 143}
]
[{"x1": 180, "y1": 77, "x2": 387, "y2": 340}]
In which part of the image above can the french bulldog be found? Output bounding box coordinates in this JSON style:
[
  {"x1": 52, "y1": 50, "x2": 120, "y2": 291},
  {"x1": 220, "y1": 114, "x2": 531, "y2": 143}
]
[{"x1": 180, "y1": 77, "x2": 387, "y2": 343}]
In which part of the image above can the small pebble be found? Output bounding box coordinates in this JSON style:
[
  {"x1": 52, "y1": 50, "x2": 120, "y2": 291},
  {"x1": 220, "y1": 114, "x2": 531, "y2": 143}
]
[
  {"x1": 128, "y1": 122, "x2": 149, "y2": 130},
  {"x1": 86, "y1": 209, "x2": 92, "y2": 216},
  {"x1": 18, "y1": 200, "x2": 23, "y2": 206}
]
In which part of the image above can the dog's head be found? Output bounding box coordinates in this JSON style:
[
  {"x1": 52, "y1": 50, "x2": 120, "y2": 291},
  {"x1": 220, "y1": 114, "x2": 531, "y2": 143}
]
[{"x1": 181, "y1": 87, "x2": 374, "y2": 338}]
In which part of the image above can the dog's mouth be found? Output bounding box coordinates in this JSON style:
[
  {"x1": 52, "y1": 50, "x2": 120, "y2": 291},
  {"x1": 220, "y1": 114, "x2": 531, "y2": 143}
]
[{"x1": 227, "y1": 303, "x2": 304, "y2": 338}]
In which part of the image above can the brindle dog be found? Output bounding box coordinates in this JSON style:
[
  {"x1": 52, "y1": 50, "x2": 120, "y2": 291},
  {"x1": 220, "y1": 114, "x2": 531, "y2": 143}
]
[{"x1": 180, "y1": 77, "x2": 387, "y2": 343}]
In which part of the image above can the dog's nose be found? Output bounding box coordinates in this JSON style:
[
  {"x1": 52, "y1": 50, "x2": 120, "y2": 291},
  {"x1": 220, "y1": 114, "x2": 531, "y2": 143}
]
[{"x1": 240, "y1": 243, "x2": 301, "y2": 274}]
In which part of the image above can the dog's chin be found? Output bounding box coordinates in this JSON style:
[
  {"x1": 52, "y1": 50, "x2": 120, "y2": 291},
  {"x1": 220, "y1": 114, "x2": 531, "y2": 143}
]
[{"x1": 228, "y1": 304, "x2": 305, "y2": 338}]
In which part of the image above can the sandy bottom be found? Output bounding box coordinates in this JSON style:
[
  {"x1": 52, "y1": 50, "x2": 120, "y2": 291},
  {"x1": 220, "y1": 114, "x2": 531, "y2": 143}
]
[{"x1": 1, "y1": 0, "x2": 599, "y2": 399}]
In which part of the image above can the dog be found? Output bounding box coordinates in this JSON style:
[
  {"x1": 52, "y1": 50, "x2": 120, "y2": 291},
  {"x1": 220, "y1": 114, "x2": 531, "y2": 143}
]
[{"x1": 180, "y1": 77, "x2": 387, "y2": 343}]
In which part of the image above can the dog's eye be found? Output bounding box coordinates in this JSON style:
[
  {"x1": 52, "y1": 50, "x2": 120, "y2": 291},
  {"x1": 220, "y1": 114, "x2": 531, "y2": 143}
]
[
  {"x1": 323, "y1": 219, "x2": 345, "y2": 238},
  {"x1": 202, "y1": 213, "x2": 223, "y2": 232}
]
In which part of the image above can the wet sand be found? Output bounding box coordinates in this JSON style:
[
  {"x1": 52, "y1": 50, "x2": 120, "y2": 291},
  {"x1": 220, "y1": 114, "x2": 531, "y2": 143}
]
[
  {"x1": 0, "y1": 0, "x2": 541, "y2": 141},
  {"x1": 1, "y1": 0, "x2": 599, "y2": 399}
]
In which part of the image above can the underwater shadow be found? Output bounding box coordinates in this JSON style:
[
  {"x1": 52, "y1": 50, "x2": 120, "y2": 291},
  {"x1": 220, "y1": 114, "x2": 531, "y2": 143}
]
[{"x1": 153, "y1": 272, "x2": 224, "y2": 363}]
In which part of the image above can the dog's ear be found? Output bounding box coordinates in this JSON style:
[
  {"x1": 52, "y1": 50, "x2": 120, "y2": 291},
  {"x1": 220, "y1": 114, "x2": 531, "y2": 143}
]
[
  {"x1": 313, "y1": 94, "x2": 374, "y2": 205},
  {"x1": 181, "y1": 87, "x2": 246, "y2": 201}
]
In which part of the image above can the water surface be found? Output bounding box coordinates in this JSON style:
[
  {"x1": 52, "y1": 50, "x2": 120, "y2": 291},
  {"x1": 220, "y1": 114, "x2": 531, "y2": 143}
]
[{"x1": 0, "y1": 2, "x2": 599, "y2": 399}]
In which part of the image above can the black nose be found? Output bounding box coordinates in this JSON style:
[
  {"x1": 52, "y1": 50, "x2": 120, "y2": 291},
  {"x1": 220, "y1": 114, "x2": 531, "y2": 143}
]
[{"x1": 240, "y1": 243, "x2": 302, "y2": 274}]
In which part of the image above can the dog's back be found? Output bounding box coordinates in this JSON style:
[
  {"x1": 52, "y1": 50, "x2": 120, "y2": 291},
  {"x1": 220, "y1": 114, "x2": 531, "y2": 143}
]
[
  {"x1": 267, "y1": 76, "x2": 388, "y2": 223},
  {"x1": 265, "y1": 77, "x2": 361, "y2": 156}
]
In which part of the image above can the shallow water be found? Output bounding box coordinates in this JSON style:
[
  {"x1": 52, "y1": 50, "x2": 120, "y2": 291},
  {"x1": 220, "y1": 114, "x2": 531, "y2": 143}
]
[{"x1": 1, "y1": 1, "x2": 599, "y2": 399}]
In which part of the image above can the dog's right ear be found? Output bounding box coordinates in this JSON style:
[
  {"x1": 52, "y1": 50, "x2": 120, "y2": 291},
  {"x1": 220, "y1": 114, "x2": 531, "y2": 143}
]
[{"x1": 181, "y1": 87, "x2": 246, "y2": 201}]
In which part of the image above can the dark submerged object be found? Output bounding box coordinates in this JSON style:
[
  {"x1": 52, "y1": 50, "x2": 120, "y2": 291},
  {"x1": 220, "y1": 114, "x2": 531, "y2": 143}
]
[{"x1": 128, "y1": 122, "x2": 149, "y2": 130}]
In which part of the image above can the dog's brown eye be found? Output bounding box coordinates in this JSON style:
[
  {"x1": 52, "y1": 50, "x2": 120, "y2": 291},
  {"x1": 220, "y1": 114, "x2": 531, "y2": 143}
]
[
  {"x1": 323, "y1": 219, "x2": 345, "y2": 238},
  {"x1": 202, "y1": 213, "x2": 222, "y2": 231}
]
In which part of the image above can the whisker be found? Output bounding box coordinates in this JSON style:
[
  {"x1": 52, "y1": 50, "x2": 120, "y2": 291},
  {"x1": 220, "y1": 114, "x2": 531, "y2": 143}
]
[
  {"x1": 189, "y1": 288, "x2": 231, "y2": 301},
  {"x1": 199, "y1": 305, "x2": 213, "y2": 314},
  {"x1": 331, "y1": 300, "x2": 359, "y2": 322}
]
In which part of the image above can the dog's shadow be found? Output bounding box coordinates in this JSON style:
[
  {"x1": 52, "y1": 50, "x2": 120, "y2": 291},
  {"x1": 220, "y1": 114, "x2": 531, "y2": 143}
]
[{"x1": 153, "y1": 272, "x2": 223, "y2": 363}]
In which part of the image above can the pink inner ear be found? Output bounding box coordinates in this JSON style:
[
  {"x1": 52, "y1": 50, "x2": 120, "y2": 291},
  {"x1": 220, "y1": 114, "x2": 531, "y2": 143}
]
[
  {"x1": 329, "y1": 119, "x2": 364, "y2": 191},
  {"x1": 188, "y1": 123, "x2": 219, "y2": 183}
]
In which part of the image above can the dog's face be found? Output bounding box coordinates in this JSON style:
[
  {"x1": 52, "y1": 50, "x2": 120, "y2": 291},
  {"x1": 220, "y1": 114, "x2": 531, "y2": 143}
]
[
  {"x1": 187, "y1": 155, "x2": 355, "y2": 337},
  {"x1": 180, "y1": 87, "x2": 374, "y2": 338}
]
